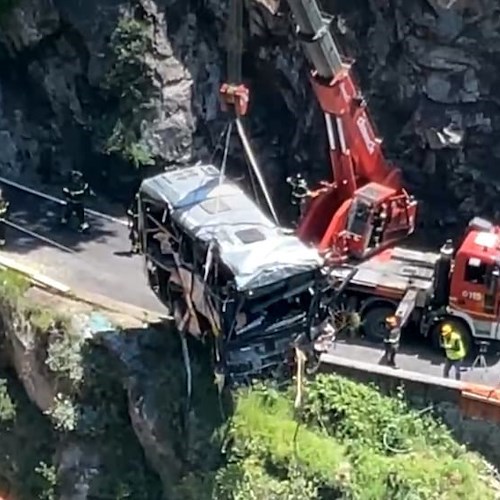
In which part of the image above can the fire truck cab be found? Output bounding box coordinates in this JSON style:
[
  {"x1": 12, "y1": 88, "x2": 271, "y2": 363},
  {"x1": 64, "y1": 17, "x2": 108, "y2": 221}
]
[{"x1": 448, "y1": 218, "x2": 500, "y2": 341}]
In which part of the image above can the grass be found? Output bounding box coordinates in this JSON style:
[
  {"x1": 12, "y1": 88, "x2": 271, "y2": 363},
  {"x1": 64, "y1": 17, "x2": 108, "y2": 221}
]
[
  {"x1": 232, "y1": 387, "x2": 346, "y2": 485},
  {"x1": 211, "y1": 377, "x2": 499, "y2": 499}
]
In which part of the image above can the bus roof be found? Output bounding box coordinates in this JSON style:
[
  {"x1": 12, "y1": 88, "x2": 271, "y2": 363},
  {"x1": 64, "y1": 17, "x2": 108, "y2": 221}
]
[{"x1": 139, "y1": 164, "x2": 323, "y2": 290}]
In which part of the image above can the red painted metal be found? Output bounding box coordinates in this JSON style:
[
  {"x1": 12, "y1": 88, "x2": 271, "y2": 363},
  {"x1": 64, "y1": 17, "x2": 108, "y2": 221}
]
[
  {"x1": 219, "y1": 83, "x2": 249, "y2": 117},
  {"x1": 449, "y1": 226, "x2": 500, "y2": 321},
  {"x1": 460, "y1": 384, "x2": 500, "y2": 424},
  {"x1": 296, "y1": 64, "x2": 417, "y2": 259}
]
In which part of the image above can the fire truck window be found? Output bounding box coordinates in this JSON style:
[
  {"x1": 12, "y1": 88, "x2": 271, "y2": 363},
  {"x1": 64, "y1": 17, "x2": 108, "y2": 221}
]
[
  {"x1": 464, "y1": 258, "x2": 487, "y2": 284},
  {"x1": 348, "y1": 199, "x2": 371, "y2": 236}
]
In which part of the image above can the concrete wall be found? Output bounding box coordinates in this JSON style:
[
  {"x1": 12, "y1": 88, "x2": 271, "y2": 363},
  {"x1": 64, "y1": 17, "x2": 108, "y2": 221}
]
[{"x1": 319, "y1": 353, "x2": 500, "y2": 468}]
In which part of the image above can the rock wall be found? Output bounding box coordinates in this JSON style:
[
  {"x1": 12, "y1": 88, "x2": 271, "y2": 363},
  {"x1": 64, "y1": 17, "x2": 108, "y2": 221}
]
[{"x1": 0, "y1": 0, "x2": 499, "y2": 233}]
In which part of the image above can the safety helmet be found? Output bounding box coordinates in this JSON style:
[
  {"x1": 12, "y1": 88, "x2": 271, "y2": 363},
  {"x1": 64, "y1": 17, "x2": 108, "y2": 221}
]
[
  {"x1": 441, "y1": 323, "x2": 452, "y2": 335},
  {"x1": 385, "y1": 315, "x2": 397, "y2": 326}
]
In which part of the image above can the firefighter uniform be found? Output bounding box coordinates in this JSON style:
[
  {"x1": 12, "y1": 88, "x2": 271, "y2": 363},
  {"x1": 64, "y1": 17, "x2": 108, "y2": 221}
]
[
  {"x1": 127, "y1": 195, "x2": 140, "y2": 253},
  {"x1": 287, "y1": 173, "x2": 310, "y2": 221},
  {"x1": 0, "y1": 192, "x2": 9, "y2": 246},
  {"x1": 381, "y1": 315, "x2": 400, "y2": 368},
  {"x1": 61, "y1": 171, "x2": 90, "y2": 231},
  {"x1": 441, "y1": 323, "x2": 466, "y2": 380}
]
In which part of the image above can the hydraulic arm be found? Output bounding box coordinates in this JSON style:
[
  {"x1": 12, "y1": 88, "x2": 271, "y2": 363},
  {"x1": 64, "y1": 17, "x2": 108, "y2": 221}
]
[{"x1": 286, "y1": 0, "x2": 417, "y2": 260}]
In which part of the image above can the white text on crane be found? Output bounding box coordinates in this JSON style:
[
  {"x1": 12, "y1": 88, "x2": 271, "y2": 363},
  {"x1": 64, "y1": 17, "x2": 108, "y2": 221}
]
[{"x1": 356, "y1": 115, "x2": 376, "y2": 155}]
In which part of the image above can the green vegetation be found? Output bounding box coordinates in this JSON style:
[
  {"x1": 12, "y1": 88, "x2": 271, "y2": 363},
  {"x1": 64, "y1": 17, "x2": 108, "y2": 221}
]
[
  {"x1": 176, "y1": 375, "x2": 498, "y2": 499},
  {"x1": 0, "y1": 269, "x2": 163, "y2": 498},
  {"x1": 0, "y1": 373, "x2": 58, "y2": 499},
  {"x1": 227, "y1": 377, "x2": 495, "y2": 499},
  {"x1": 99, "y1": 15, "x2": 157, "y2": 167},
  {"x1": 0, "y1": 268, "x2": 497, "y2": 499}
]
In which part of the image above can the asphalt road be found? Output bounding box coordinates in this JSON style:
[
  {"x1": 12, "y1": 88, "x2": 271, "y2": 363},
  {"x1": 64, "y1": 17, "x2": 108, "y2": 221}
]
[
  {"x1": 1, "y1": 183, "x2": 161, "y2": 313},
  {"x1": 3, "y1": 182, "x2": 500, "y2": 386}
]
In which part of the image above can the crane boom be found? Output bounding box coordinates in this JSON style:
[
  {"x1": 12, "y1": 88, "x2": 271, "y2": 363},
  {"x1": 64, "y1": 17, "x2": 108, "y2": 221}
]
[
  {"x1": 286, "y1": 0, "x2": 342, "y2": 78},
  {"x1": 283, "y1": 0, "x2": 417, "y2": 260}
]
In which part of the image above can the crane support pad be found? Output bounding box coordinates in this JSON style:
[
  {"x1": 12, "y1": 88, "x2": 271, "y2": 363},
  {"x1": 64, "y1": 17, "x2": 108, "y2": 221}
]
[{"x1": 395, "y1": 288, "x2": 418, "y2": 327}]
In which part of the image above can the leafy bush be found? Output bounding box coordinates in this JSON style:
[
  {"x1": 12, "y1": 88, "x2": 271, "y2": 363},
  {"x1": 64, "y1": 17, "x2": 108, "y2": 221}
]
[
  {"x1": 209, "y1": 376, "x2": 498, "y2": 499},
  {"x1": 0, "y1": 378, "x2": 16, "y2": 422},
  {"x1": 34, "y1": 461, "x2": 57, "y2": 500},
  {"x1": 0, "y1": 269, "x2": 29, "y2": 306},
  {"x1": 45, "y1": 393, "x2": 77, "y2": 432},
  {"x1": 100, "y1": 15, "x2": 157, "y2": 167},
  {"x1": 45, "y1": 328, "x2": 84, "y2": 385}
]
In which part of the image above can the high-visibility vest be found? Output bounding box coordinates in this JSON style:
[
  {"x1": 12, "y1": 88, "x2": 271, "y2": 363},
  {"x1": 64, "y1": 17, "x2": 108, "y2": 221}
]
[{"x1": 443, "y1": 331, "x2": 466, "y2": 360}]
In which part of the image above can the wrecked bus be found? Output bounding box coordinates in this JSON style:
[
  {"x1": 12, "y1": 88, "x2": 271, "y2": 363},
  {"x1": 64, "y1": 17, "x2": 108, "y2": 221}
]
[{"x1": 137, "y1": 164, "x2": 325, "y2": 382}]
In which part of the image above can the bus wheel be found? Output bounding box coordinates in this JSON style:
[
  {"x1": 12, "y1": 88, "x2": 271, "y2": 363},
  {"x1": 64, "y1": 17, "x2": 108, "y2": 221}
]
[
  {"x1": 362, "y1": 306, "x2": 395, "y2": 344},
  {"x1": 430, "y1": 318, "x2": 473, "y2": 359}
]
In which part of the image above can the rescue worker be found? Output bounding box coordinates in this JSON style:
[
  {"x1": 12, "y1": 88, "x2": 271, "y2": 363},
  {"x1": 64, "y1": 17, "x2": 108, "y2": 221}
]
[
  {"x1": 287, "y1": 172, "x2": 310, "y2": 221},
  {"x1": 0, "y1": 189, "x2": 9, "y2": 247},
  {"x1": 381, "y1": 315, "x2": 400, "y2": 368},
  {"x1": 127, "y1": 194, "x2": 140, "y2": 254},
  {"x1": 441, "y1": 323, "x2": 466, "y2": 380},
  {"x1": 370, "y1": 202, "x2": 388, "y2": 248},
  {"x1": 61, "y1": 170, "x2": 90, "y2": 232}
]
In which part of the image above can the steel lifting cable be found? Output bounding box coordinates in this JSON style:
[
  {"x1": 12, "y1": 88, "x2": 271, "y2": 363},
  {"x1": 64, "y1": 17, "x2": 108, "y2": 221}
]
[{"x1": 204, "y1": 121, "x2": 233, "y2": 283}]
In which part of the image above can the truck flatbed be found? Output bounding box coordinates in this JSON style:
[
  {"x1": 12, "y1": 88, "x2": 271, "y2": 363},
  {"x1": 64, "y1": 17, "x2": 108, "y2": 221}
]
[{"x1": 330, "y1": 246, "x2": 440, "y2": 300}]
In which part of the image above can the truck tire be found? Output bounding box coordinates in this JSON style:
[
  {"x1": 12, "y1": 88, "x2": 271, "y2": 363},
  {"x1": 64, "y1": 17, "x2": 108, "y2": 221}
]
[
  {"x1": 430, "y1": 318, "x2": 473, "y2": 359},
  {"x1": 362, "y1": 306, "x2": 395, "y2": 343}
]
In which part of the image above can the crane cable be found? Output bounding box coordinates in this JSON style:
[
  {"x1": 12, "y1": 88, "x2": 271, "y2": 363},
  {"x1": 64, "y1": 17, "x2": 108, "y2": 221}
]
[
  {"x1": 236, "y1": 117, "x2": 280, "y2": 225},
  {"x1": 203, "y1": 121, "x2": 233, "y2": 284}
]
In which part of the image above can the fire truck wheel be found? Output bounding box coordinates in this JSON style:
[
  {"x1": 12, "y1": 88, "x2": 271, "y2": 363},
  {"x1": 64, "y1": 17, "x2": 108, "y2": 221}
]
[
  {"x1": 430, "y1": 318, "x2": 473, "y2": 359},
  {"x1": 362, "y1": 305, "x2": 395, "y2": 344}
]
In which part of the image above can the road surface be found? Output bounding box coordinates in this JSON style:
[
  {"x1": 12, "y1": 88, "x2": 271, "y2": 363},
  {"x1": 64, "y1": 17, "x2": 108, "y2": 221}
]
[{"x1": 2, "y1": 180, "x2": 500, "y2": 385}]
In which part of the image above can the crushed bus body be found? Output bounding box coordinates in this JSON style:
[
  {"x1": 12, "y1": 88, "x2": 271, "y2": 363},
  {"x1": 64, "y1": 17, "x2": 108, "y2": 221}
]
[{"x1": 137, "y1": 164, "x2": 325, "y2": 382}]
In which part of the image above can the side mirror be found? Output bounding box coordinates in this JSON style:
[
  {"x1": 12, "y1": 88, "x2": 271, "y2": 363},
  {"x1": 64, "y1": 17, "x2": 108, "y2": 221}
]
[{"x1": 488, "y1": 267, "x2": 500, "y2": 295}]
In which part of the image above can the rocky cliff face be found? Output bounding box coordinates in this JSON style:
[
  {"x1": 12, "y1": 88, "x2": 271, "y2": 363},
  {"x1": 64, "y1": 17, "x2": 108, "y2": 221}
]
[{"x1": 0, "y1": 0, "x2": 499, "y2": 236}]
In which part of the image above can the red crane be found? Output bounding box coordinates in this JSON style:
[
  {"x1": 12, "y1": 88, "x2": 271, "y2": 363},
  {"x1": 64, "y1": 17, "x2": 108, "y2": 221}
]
[{"x1": 284, "y1": 0, "x2": 417, "y2": 261}]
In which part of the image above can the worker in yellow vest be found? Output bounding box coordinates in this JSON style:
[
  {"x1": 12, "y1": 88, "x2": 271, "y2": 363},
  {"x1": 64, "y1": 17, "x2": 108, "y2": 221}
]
[{"x1": 440, "y1": 323, "x2": 466, "y2": 380}]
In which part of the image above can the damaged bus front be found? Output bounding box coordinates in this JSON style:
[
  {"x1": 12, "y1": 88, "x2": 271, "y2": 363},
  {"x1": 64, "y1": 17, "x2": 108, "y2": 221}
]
[{"x1": 137, "y1": 164, "x2": 325, "y2": 382}]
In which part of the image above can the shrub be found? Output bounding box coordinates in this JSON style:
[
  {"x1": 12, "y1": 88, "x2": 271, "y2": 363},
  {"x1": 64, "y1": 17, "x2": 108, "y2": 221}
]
[
  {"x1": 0, "y1": 269, "x2": 29, "y2": 307},
  {"x1": 210, "y1": 376, "x2": 498, "y2": 499},
  {"x1": 34, "y1": 461, "x2": 57, "y2": 500},
  {"x1": 100, "y1": 15, "x2": 157, "y2": 167},
  {"x1": 45, "y1": 393, "x2": 77, "y2": 432},
  {"x1": 0, "y1": 378, "x2": 16, "y2": 422}
]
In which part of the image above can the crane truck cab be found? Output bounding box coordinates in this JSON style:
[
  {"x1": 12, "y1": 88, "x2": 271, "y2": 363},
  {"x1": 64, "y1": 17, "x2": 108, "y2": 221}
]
[
  {"x1": 446, "y1": 217, "x2": 500, "y2": 341},
  {"x1": 136, "y1": 164, "x2": 325, "y2": 383},
  {"x1": 337, "y1": 182, "x2": 417, "y2": 261}
]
